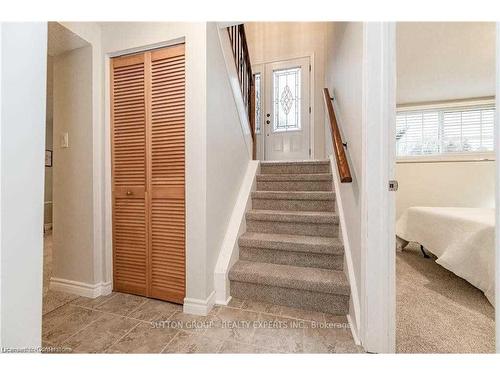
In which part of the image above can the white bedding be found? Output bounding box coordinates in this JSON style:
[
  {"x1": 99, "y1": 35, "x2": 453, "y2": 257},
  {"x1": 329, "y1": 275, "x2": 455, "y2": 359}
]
[{"x1": 396, "y1": 207, "x2": 495, "y2": 305}]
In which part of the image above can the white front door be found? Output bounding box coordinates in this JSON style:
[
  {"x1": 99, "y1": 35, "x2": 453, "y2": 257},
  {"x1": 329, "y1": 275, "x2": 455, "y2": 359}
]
[{"x1": 263, "y1": 57, "x2": 310, "y2": 161}]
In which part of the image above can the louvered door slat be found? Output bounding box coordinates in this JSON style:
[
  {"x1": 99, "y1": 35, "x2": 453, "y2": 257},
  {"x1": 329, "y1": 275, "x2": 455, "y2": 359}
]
[
  {"x1": 149, "y1": 44, "x2": 186, "y2": 303},
  {"x1": 111, "y1": 44, "x2": 185, "y2": 304},
  {"x1": 111, "y1": 53, "x2": 148, "y2": 297}
]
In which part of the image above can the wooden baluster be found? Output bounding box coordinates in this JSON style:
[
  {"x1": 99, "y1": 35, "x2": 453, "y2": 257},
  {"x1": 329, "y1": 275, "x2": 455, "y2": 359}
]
[{"x1": 226, "y1": 24, "x2": 256, "y2": 160}]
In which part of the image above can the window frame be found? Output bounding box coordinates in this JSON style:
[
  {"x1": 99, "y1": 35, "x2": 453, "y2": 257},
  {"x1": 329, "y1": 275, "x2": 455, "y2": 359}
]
[{"x1": 396, "y1": 99, "x2": 496, "y2": 163}]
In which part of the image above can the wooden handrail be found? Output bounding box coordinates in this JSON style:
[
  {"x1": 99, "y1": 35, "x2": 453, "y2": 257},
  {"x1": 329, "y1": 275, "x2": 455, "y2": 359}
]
[
  {"x1": 323, "y1": 88, "x2": 352, "y2": 183},
  {"x1": 227, "y1": 24, "x2": 256, "y2": 159}
]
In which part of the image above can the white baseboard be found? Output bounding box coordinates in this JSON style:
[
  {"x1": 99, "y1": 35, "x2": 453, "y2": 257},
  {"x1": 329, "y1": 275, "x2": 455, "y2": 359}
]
[
  {"x1": 329, "y1": 154, "x2": 361, "y2": 340},
  {"x1": 183, "y1": 290, "x2": 216, "y2": 316},
  {"x1": 49, "y1": 277, "x2": 112, "y2": 298},
  {"x1": 216, "y1": 295, "x2": 232, "y2": 306},
  {"x1": 347, "y1": 313, "x2": 361, "y2": 346},
  {"x1": 100, "y1": 281, "x2": 113, "y2": 295}
]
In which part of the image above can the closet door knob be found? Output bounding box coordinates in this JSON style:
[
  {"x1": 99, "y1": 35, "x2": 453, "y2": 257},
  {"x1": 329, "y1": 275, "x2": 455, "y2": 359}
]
[{"x1": 126, "y1": 190, "x2": 133, "y2": 196}]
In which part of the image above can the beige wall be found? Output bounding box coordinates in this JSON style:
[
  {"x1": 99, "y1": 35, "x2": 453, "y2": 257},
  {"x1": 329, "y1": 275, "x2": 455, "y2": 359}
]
[
  {"x1": 325, "y1": 22, "x2": 363, "y2": 296},
  {"x1": 245, "y1": 22, "x2": 327, "y2": 159},
  {"x1": 396, "y1": 161, "x2": 495, "y2": 219},
  {"x1": 324, "y1": 21, "x2": 363, "y2": 310},
  {"x1": 52, "y1": 45, "x2": 94, "y2": 283},
  {"x1": 59, "y1": 21, "x2": 107, "y2": 290},
  {"x1": 397, "y1": 22, "x2": 496, "y2": 104}
]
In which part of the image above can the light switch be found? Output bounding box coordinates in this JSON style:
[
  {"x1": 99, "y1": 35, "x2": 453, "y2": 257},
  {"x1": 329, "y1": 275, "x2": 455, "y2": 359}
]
[{"x1": 60, "y1": 132, "x2": 69, "y2": 148}]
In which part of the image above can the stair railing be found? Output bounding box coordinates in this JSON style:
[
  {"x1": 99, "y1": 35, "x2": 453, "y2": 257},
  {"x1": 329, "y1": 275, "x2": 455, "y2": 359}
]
[
  {"x1": 227, "y1": 24, "x2": 256, "y2": 159},
  {"x1": 323, "y1": 88, "x2": 352, "y2": 183}
]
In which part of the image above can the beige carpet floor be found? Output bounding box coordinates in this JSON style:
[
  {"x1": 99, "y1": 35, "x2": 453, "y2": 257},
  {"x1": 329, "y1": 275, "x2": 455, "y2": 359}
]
[{"x1": 397, "y1": 243, "x2": 495, "y2": 353}]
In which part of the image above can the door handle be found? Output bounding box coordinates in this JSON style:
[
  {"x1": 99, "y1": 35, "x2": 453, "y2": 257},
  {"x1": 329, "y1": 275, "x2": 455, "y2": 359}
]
[
  {"x1": 266, "y1": 120, "x2": 270, "y2": 125},
  {"x1": 126, "y1": 190, "x2": 133, "y2": 196}
]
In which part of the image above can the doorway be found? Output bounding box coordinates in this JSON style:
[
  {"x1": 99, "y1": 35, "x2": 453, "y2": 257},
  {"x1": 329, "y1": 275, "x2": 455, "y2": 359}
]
[
  {"x1": 392, "y1": 22, "x2": 497, "y2": 353},
  {"x1": 42, "y1": 22, "x2": 93, "y2": 315},
  {"x1": 254, "y1": 56, "x2": 311, "y2": 161},
  {"x1": 346, "y1": 21, "x2": 499, "y2": 355}
]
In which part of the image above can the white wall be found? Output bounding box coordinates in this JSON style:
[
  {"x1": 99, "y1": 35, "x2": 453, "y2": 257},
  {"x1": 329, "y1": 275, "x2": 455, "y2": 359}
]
[
  {"x1": 0, "y1": 22, "x2": 47, "y2": 349},
  {"x1": 397, "y1": 22, "x2": 496, "y2": 104},
  {"x1": 321, "y1": 21, "x2": 398, "y2": 353},
  {"x1": 52, "y1": 46, "x2": 94, "y2": 284},
  {"x1": 100, "y1": 22, "x2": 211, "y2": 307},
  {"x1": 396, "y1": 161, "x2": 495, "y2": 219},
  {"x1": 245, "y1": 22, "x2": 327, "y2": 159},
  {"x1": 206, "y1": 23, "x2": 251, "y2": 296},
  {"x1": 325, "y1": 22, "x2": 363, "y2": 301},
  {"x1": 100, "y1": 22, "x2": 252, "y2": 311},
  {"x1": 396, "y1": 22, "x2": 496, "y2": 219}
]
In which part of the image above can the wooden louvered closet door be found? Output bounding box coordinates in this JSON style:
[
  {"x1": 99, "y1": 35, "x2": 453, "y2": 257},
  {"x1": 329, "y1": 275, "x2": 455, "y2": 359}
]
[
  {"x1": 111, "y1": 53, "x2": 148, "y2": 296},
  {"x1": 111, "y1": 44, "x2": 185, "y2": 304},
  {"x1": 149, "y1": 45, "x2": 186, "y2": 303}
]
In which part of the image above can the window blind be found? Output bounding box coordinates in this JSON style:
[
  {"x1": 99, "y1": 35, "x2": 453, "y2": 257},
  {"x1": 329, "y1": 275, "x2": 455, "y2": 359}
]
[{"x1": 396, "y1": 106, "x2": 495, "y2": 157}]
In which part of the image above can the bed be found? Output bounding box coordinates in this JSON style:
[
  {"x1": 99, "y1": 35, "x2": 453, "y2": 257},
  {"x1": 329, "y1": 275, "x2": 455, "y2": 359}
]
[{"x1": 396, "y1": 207, "x2": 495, "y2": 305}]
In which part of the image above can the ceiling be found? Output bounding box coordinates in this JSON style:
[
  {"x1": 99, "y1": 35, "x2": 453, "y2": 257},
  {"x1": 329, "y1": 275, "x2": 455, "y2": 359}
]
[{"x1": 397, "y1": 22, "x2": 496, "y2": 104}]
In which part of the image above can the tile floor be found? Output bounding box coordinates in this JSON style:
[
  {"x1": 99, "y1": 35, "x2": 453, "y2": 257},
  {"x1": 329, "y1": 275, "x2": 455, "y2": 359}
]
[
  {"x1": 42, "y1": 232, "x2": 364, "y2": 354},
  {"x1": 42, "y1": 291, "x2": 363, "y2": 353}
]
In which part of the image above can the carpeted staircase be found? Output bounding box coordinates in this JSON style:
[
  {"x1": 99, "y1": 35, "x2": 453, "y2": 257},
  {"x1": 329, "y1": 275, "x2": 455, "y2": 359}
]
[{"x1": 228, "y1": 160, "x2": 350, "y2": 314}]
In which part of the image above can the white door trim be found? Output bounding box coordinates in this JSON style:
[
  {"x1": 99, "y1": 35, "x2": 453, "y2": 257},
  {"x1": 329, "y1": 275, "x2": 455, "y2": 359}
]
[
  {"x1": 496, "y1": 22, "x2": 500, "y2": 353},
  {"x1": 360, "y1": 22, "x2": 396, "y2": 353}
]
